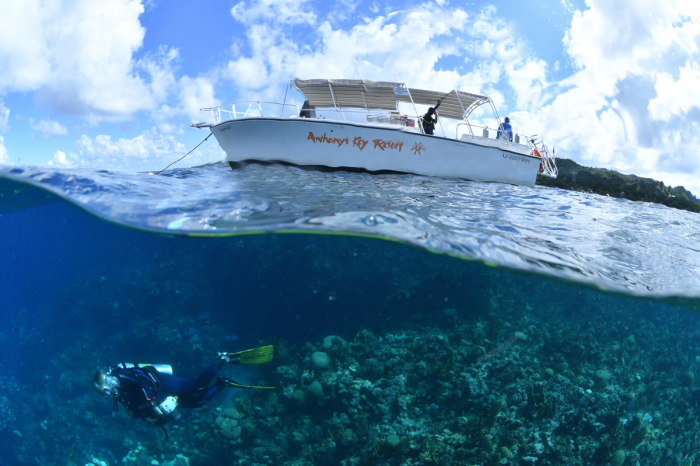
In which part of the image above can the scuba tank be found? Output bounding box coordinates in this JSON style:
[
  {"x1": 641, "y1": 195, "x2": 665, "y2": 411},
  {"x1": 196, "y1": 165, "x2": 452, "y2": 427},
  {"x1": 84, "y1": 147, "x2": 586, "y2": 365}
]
[{"x1": 115, "y1": 362, "x2": 173, "y2": 375}]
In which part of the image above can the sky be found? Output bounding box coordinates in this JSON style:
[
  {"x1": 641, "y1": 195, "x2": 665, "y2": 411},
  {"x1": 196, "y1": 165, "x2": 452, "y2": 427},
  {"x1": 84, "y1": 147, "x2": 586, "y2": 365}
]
[{"x1": 0, "y1": 0, "x2": 699, "y2": 195}]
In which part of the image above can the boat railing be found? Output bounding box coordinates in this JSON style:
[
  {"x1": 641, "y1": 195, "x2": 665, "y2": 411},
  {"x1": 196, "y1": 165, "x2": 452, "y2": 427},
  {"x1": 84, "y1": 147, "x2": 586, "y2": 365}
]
[
  {"x1": 196, "y1": 102, "x2": 427, "y2": 131},
  {"x1": 457, "y1": 123, "x2": 558, "y2": 176},
  {"x1": 457, "y1": 123, "x2": 532, "y2": 148},
  {"x1": 200, "y1": 101, "x2": 302, "y2": 124},
  {"x1": 199, "y1": 102, "x2": 473, "y2": 138},
  {"x1": 534, "y1": 142, "x2": 558, "y2": 178}
]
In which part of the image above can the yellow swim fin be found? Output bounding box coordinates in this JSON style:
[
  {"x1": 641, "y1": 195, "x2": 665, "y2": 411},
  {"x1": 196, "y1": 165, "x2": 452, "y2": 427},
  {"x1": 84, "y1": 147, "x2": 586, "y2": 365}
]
[{"x1": 226, "y1": 345, "x2": 274, "y2": 365}]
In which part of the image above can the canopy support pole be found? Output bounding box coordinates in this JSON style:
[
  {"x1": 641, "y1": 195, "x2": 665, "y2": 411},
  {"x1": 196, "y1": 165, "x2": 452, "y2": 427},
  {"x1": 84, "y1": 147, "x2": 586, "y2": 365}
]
[
  {"x1": 404, "y1": 87, "x2": 421, "y2": 133},
  {"x1": 455, "y1": 92, "x2": 474, "y2": 139},
  {"x1": 328, "y1": 84, "x2": 346, "y2": 121},
  {"x1": 289, "y1": 80, "x2": 300, "y2": 116},
  {"x1": 280, "y1": 84, "x2": 289, "y2": 117},
  {"x1": 489, "y1": 99, "x2": 509, "y2": 145}
]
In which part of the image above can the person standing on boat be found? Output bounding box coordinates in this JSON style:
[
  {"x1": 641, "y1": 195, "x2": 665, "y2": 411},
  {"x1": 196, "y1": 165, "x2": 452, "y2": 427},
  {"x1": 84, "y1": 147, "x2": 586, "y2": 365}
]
[
  {"x1": 497, "y1": 117, "x2": 513, "y2": 142},
  {"x1": 422, "y1": 99, "x2": 442, "y2": 135}
]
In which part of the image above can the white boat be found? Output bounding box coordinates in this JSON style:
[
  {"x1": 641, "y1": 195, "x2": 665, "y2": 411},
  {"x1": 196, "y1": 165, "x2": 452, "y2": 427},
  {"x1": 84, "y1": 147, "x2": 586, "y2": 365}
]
[{"x1": 192, "y1": 78, "x2": 557, "y2": 185}]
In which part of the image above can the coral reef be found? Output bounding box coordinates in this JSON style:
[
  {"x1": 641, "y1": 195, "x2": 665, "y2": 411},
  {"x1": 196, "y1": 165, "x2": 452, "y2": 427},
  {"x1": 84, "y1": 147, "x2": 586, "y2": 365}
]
[
  {"x1": 3, "y1": 230, "x2": 700, "y2": 466},
  {"x1": 154, "y1": 303, "x2": 700, "y2": 465}
]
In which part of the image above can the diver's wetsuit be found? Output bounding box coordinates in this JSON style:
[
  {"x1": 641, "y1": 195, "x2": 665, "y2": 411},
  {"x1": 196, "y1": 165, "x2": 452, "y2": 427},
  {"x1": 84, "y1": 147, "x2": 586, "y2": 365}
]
[
  {"x1": 159, "y1": 363, "x2": 224, "y2": 407},
  {"x1": 113, "y1": 363, "x2": 224, "y2": 422},
  {"x1": 422, "y1": 101, "x2": 442, "y2": 135}
]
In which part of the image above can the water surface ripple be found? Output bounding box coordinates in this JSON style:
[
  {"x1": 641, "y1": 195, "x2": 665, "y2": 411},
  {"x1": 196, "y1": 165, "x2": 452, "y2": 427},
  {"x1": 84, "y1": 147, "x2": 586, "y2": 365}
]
[{"x1": 2, "y1": 163, "x2": 699, "y2": 299}]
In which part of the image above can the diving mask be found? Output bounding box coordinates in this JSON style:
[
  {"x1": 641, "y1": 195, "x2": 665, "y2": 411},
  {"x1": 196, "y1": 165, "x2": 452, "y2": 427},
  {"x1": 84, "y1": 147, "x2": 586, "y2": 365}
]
[
  {"x1": 102, "y1": 375, "x2": 119, "y2": 396},
  {"x1": 94, "y1": 369, "x2": 120, "y2": 396}
]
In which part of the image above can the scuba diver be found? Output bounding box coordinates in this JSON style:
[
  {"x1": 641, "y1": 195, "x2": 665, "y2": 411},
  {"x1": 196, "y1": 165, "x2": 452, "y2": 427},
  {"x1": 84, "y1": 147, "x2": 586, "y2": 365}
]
[
  {"x1": 422, "y1": 99, "x2": 442, "y2": 135},
  {"x1": 93, "y1": 346, "x2": 274, "y2": 439}
]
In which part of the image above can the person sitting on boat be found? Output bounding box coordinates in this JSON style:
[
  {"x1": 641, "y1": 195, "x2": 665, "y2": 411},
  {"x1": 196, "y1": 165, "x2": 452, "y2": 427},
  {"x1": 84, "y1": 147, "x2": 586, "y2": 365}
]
[
  {"x1": 497, "y1": 117, "x2": 513, "y2": 142},
  {"x1": 93, "y1": 346, "x2": 273, "y2": 437},
  {"x1": 422, "y1": 99, "x2": 442, "y2": 135}
]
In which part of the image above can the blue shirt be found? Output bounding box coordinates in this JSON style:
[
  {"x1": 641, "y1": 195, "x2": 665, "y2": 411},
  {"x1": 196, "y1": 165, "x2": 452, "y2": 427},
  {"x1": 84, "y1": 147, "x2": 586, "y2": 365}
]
[{"x1": 497, "y1": 122, "x2": 513, "y2": 141}]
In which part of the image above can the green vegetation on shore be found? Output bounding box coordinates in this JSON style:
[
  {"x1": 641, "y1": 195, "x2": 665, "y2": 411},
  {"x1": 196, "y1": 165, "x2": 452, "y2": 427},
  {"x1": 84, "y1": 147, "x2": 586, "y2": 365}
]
[{"x1": 537, "y1": 158, "x2": 700, "y2": 213}]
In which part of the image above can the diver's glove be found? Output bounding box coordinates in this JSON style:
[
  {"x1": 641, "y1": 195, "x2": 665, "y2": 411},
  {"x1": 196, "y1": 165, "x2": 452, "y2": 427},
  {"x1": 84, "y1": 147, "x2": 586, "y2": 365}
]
[{"x1": 213, "y1": 352, "x2": 232, "y2": 368}]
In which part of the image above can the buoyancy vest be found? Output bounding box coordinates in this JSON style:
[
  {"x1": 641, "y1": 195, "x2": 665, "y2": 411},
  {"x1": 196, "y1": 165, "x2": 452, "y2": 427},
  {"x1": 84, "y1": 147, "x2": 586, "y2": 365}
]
[
  {"x1": 422, "y1": 114, "x2": 437, "y2": 133},
  {"x1": 112, "y1": 365, "x2": 166, "y2": 423}
]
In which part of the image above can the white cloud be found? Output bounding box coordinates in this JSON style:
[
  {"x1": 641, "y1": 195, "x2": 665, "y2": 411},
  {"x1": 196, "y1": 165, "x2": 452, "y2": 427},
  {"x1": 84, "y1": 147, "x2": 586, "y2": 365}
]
[
  {"x1": 152, "y1": 75, "x2": 221, "y2": 133},
  {"x1": 0, "y1": 0, "x2": 153, "y2": 119},
  {"x1": 30, "y1": 118, "x2": 68, "y2": 137},
  {"x1": 0, "y1": 1, "x2": 218, "y2": 126},
  {"x1": 0, "y1": 136, "x2": 9, "y2": 165},
  {"x1": 224, "y1": 5, "x2": 482, "y2": 95},
  {"x1": 230, "y1": 0, "x2": 316, "y2": 25},
  {"x1": 560, "y1": 0, "x2": 575, "y2": 12},
  {"x1": 506, "y1": 0, "x2": 700, "y2": 195},
  {"x1": 178, "y1": 76, "x2": 220, "y2": 121},
  {"x1": 0, "y1": 101, "x2": 8, "y2": 132},
  {"x1": 467, "y1": 7, "x2": 549, "y2": 115},
  {"x1": 75, "y1": 129, "x2": 185, "y2": 169},
  {"x1": 46, "y1": 128, "x2": 223, "y2": 171},
  {"x1": 140, "y1": 46, "x2": 180, "y2": 105},
  {"x1": 648, "y1": 60, "x2": 700, "y2": 121},
  {"x1": 48, "y1": 150, "x2": 75, "y2": 167},
  {"x1": 325, "y1": 0, "x2": 362, "y2": 24},
  {"x1": 223, "y1": 3, "x2": 550, "y2": 120}
]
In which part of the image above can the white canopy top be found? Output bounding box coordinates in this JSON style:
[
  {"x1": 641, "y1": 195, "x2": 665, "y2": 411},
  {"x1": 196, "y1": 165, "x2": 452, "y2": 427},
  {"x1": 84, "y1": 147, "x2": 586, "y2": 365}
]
[{"x1": 293, "y1": 78, "x2": 490, "y2": 120}]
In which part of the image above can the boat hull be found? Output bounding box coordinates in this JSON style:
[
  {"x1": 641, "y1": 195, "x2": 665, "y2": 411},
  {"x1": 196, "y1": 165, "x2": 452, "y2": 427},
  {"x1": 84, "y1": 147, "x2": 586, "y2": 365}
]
[{"x1": 211, "y1": 118, "x2": 541, "y2": 186}]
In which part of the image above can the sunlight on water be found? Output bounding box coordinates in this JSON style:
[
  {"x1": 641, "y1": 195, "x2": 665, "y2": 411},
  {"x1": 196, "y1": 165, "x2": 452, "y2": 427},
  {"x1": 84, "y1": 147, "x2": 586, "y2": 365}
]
[{"x1": 3, "y1": 163, "x2": 699, "y2": 298}]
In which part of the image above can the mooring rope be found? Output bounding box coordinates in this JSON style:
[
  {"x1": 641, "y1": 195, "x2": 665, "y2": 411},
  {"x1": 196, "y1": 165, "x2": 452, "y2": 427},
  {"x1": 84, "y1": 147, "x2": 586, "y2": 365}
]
[{"x1": 152, "y1": 133, "x2": 213, "y2": 175}]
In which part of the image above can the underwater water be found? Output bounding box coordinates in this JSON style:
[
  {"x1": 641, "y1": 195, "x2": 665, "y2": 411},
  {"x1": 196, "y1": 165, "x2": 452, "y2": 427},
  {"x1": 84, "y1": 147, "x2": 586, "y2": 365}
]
[{"x1": 1, "y1": 163, "x2": 700, "y2": 466}]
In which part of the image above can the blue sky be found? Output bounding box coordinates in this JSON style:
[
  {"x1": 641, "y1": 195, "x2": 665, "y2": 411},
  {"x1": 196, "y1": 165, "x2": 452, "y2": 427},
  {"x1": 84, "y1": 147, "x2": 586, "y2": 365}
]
[{"x1": 1, "y1": 0, "x2": 699, "y2": 194}]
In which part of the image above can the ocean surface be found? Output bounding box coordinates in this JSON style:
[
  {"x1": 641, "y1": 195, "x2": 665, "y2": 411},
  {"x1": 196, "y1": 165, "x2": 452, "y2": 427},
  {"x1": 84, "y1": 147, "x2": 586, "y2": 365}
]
[{"x1": 1, "y1": 162, "x2": 700, "y2": 466}]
